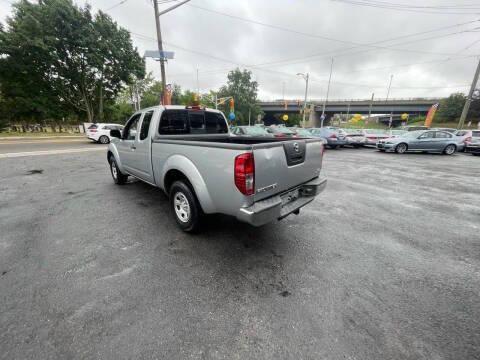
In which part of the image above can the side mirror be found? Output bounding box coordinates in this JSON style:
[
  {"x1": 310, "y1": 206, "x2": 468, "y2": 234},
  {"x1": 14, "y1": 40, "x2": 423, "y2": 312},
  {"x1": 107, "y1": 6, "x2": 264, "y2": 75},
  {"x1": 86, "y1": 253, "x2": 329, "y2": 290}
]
[{"x1": 110, "y1": 129, "x2": 121, "y2": 139}]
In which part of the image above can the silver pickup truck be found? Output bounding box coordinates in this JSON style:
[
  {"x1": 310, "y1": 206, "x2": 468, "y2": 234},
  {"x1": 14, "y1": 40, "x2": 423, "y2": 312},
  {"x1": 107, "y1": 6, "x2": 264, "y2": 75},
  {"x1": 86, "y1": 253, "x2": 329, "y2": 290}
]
[{"x1": 107, "y1": 105, "x2": 327, "y2": 232}]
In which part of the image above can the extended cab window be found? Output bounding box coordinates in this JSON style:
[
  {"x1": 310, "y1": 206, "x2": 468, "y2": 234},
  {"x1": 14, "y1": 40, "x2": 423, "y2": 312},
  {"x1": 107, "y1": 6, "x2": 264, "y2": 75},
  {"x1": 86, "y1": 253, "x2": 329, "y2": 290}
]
[
  {"x1": 159, "y1": 109, "x2": 228, "y2": 135},
  {"x1": 205, "y1": 112, "x2": 228, "y2": 133}
]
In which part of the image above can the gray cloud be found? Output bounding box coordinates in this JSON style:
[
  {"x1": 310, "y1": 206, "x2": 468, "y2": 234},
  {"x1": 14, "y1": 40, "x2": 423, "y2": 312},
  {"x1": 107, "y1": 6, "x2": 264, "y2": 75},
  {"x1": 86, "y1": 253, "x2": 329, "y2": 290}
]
[{"x1": 2, "y1": 0, "x2": 479, "y2": 100}]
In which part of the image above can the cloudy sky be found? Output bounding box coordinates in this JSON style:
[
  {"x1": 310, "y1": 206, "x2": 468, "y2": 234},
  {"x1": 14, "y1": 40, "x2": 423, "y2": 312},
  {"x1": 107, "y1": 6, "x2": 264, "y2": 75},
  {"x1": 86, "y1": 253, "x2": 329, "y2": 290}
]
[{"x1": 1, "y1": 0, "x2": 480, "y2": 101}]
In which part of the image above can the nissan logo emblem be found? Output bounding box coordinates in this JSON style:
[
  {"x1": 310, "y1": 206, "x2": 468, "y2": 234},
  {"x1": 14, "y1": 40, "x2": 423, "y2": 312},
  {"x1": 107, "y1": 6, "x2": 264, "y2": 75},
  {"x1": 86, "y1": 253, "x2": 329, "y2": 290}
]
[{"x1": 293, "y1": 142, "x2": 299, "y2": 152}]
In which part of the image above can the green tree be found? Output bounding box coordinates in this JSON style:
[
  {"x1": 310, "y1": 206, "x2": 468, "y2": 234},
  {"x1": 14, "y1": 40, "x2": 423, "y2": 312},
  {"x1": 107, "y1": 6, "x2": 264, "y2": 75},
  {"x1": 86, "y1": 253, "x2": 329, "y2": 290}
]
[
  {"x1": 0, "y1": 0, "x2": 144, "y2": 123},
  {"x1": 436, "y1": 93, "x2": 466, "y2": 122},
  {"x1": 217, "y1": 68, "x2": 262, "y2": 124}
]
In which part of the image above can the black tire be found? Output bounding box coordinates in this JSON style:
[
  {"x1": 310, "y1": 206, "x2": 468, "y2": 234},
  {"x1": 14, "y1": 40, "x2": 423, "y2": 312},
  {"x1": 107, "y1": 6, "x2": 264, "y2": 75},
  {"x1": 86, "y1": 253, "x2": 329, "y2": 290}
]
[
  {"x1": 169, "y1": 180, "x2": 203, "y2": 232},
  {"x1": 99, "y1": 135, "x2": 110, "y2": 144},
  {"x1": 395, "y1": 143, "x2": 408, "y2": 154},
  {"x1": 353, "y1": 145, "x2": 360, "y2": 149},
  {"x1": 109, "y1": 156, "x2": 128, "y2": 185},
  {"x1": 473, "y1": 152, "x2": 480, "y2": 156},
  {"x1": 328, "y1": 145, "x2": 338, "y2": 149},
  {"x1": 443, "y1": 144, "x2": 456, "y2": 155}
]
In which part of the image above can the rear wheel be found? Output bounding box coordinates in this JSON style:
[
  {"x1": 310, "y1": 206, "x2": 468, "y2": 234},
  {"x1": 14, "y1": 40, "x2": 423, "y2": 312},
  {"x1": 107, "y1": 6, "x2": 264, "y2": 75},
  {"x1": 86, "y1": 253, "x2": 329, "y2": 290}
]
[
  {"x1": 99, "y1": 135, "x2": 110, "y2": 144},
  {"x1": 328, "y1": 145, "x2": 338, "y2": 149},
  {"x1": 395, "y1": 143, "x2": 408, "y2": 154},
  {"x1": 443, "y1": 144, "x2": 456, "y2": 155},
  {"x1": 109, "y1": 156, "x2": 128, "y2": 185},
  {"x1": 169, "y1": 180, "x2": 202, "y2": 232}
]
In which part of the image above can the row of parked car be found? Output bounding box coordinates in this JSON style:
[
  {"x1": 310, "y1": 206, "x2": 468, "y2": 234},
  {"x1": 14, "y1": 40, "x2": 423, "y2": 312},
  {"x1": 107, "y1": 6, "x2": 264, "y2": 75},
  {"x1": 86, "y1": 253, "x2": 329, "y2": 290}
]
[{"x1": 230, "y1": 125, "x2": 480, "y2": 156}]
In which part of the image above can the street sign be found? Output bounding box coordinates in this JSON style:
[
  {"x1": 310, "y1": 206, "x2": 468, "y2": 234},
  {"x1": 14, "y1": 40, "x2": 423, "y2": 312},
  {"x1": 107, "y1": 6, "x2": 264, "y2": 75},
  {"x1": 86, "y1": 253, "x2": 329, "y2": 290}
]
[{"x1": 144, "y1": 50, "x2": 175, "y2": 60}]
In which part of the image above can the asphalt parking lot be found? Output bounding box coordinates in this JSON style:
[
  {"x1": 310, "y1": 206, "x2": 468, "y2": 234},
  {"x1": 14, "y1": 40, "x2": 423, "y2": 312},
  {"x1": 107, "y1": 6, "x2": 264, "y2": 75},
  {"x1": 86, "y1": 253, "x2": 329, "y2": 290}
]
[{"x1": 1, "y1": 141, "x2": 479, "y2": 360}]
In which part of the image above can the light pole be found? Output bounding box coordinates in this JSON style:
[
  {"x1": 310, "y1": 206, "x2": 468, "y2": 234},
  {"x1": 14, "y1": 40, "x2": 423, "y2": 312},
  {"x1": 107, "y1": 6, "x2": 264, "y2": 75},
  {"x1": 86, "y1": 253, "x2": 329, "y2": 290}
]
[
  {"x1": 152, "y1": 0, "x2": 191, "y2": 104},
  {"x1": 297, "y1": 72, "x2": 309, "y2": 127}
]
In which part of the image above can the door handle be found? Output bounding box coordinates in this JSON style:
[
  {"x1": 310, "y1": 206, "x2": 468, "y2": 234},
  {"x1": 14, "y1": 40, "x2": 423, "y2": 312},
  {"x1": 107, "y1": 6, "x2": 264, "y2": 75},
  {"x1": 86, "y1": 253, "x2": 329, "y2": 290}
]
[{"x1": 131, "y1": 145, "x2": 136, "y2": 150}]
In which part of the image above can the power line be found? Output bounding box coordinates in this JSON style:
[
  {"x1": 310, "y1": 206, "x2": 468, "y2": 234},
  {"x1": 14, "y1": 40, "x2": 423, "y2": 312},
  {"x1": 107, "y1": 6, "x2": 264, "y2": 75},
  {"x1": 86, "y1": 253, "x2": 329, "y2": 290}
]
[{"x1": 332, "y1": 0, "x2": 480, "y2": 15}]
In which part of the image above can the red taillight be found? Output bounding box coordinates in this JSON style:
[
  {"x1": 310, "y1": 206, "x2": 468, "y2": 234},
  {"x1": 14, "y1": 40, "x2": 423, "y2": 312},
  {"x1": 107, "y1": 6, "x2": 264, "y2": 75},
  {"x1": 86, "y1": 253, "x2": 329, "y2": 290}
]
[
  {"x1": 465, "y1": 137, "x2": 472, "y2": 143},
  {"x1": 329, "y1": 133, "x2": 337, "y2": 139},
  {"x1": 90, "y1": 129, "x2": 97, "y2": 132},
  {"x1": 274, "y1": 133, "x2": 285, "y2": 138},
  {"x1": 234, "y1": 153, "x2": 255, "y2": 196}
]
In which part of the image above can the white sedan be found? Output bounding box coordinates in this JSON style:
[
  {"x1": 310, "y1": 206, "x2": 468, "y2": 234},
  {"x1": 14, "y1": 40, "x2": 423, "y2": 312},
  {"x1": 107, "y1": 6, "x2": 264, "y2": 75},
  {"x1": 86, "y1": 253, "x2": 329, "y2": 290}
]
[{"x1": 86, "y1": 123, "x2": 124, "y2": 144}]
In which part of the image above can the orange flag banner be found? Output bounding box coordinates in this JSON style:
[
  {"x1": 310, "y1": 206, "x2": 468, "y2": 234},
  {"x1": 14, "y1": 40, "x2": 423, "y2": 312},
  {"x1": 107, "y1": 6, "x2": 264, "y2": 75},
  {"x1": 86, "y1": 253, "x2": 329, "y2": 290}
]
[{"x1": 424, "y1": 103, "x2": 439, "y2": 128}]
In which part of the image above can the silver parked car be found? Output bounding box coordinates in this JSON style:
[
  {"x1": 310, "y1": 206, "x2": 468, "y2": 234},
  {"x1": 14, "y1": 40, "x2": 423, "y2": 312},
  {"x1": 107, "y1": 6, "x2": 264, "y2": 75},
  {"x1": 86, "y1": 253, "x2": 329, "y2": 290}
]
[{"x1": 376, "y1": 130, "x2": 464, "y2": 155}]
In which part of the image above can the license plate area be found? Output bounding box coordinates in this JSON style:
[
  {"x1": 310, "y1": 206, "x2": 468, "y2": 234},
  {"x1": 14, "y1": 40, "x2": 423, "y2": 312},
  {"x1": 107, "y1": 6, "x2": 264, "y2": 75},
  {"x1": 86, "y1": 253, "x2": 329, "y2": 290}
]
[{"x1": 281, "y1": 189, "x2": 300, "y2": 206}]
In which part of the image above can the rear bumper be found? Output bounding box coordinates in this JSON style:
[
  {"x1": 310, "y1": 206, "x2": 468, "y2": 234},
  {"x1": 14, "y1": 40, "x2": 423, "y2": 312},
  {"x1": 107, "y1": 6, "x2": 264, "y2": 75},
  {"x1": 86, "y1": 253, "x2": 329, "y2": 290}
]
[
  {"x1": 236, "y1": 177, "x2": 327, "y2": 227},
  {"x1": 327, "y1": 139, "x2": 347, "y2": 146}
]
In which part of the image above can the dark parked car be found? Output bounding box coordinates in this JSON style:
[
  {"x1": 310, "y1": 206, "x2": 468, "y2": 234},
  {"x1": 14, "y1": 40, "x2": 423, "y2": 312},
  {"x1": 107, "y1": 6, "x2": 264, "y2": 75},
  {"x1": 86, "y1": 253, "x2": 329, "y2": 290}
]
[
  {"x1": 309, "y1": 127, "x2": 347, "y2": 149},
  {"x1": 377, "y1": 130, "x2": 464, "y2": 155}
]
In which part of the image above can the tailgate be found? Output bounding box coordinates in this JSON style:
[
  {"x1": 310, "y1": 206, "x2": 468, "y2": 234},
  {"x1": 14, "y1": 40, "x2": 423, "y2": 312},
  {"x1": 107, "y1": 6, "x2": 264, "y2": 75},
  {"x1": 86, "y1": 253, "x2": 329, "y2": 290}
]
[{"x1": 252, "y1": 139, "x2": 323, "y2": 201}]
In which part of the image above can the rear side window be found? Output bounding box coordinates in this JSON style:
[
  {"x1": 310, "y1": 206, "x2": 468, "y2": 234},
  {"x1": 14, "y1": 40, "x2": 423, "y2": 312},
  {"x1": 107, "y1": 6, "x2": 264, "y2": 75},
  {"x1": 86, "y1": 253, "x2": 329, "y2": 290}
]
[
  {"x1": 159, "y1": 110, "x2": 228, "y2": 135},
  {"x1": 140, "y1": 111, "x2": 154, "y2": 140},
  {"x1": 435, "y1": 131, "x2": 451, "y2": 139},
  {"x1": 159, "y1": 110, "x2": 188, "y2": 135},
  {"x1": 473, "y1": 131, "x2": 480, "y2": 137},
  {"x1": 88, "y1": 124, "x2": 98, "y2": 129}
]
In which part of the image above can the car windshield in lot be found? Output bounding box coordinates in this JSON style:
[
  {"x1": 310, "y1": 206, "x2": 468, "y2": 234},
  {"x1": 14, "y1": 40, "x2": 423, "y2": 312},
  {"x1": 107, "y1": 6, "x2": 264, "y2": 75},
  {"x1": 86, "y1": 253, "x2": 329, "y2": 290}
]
[{"x1": 238, "y1": 126, "x2": 269, "y2": 136}]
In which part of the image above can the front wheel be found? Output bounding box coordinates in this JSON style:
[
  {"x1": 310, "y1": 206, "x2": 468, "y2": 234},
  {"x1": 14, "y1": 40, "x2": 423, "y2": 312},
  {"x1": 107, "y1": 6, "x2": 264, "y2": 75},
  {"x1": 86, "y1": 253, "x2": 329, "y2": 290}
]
[
  {"x1": 170, "y1": 181, "x2": 202, "y2": 232},
  {"x1": 395, "y1": 143, "x2": 408, "y2": 154},
  {"x1": 99, "y1": 135, "x2": 110, "y2": 144},
  {"x1": 443, "y1": 144, "x2": 456, "y2": 155},
  {"x1": 109, "y1": 156, "x2": 128, "y2": 185}
]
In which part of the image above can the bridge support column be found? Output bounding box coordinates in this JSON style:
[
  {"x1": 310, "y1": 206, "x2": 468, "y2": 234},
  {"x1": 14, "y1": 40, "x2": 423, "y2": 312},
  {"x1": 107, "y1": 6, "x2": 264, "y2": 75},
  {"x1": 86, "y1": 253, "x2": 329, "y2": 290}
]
[{"x1": 305, "y1": 105, "x2": 319, "y2": 127}]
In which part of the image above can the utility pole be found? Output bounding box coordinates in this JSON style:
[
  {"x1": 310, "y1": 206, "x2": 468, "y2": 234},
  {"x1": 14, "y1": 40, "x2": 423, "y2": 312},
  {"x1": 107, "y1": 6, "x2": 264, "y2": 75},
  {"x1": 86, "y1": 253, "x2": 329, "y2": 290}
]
[
  {"x1": 458, "y1": 58, "x2": 480, "y2": 129},
  {"x1": 322, "y1": 58, "x2": 334, "y2": 118},
  {"x1": 196, "y1": 68, "x2": 200, "y2": 96},
  {"x1": 152, "y1": 0, "x2": 190, "y2": 104},
  {"x1": 346, "y1": 102, "x2": 351, "y2": 122},
  {"x1": 297, "y1": 73, "x2": 309, "y2": 127},
  {"x1": 386, "y1": 74, "x2": 393, "y2": 102},
  {"x1": 368, "y1": 93, "x2": 375, "y2": 120}
]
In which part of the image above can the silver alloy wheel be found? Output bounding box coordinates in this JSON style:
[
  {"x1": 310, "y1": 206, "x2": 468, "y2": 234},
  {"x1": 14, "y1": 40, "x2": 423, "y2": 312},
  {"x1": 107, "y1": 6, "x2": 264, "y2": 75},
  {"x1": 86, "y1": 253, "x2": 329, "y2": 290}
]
[
  {"x1": 174, "y1": 192, "x2": 190, "y2": 223},
  {"x1": 445, "y1": 144, "x2": 455, "y2": 155},
  {"x1": 396, "y1": 143, "x2": 407, "y2": 154},
  {"x1": 100, "y1": 136, "x2": 109, "y2": 144},
  {"x1": 111, "y1": 161, "x2": 118, "y2": 179}
]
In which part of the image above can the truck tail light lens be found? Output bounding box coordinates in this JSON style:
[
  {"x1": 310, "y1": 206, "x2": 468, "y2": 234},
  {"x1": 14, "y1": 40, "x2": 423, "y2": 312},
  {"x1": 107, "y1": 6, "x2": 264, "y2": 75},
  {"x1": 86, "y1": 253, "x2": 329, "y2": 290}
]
[
  {"x1": 329, "y1": 133, "x2": 337, "y2": 139},
  {"x1": 234, "y1": 153, "x2": 255, "y2": 196},
  {"x1": 464, "y1": 137, "x2": 472, "y2": 143}
]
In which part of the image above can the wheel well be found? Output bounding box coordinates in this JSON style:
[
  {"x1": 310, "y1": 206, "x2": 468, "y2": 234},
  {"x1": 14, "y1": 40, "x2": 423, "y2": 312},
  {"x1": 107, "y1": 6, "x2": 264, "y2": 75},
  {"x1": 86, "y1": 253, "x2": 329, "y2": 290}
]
[
  {"x1": 164, "y1": 169, "x2": 191, "y2": 194},
  {"x1": 107, "y1": 151, "x2": 114, "y2": 163}
]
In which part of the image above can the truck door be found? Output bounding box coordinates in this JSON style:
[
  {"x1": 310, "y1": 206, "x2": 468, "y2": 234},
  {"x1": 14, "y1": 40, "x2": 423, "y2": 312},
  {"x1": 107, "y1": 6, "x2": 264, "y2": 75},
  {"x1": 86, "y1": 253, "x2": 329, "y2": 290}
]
[
  {"x1": 126, "y1": 110, "x2": 155, "y2": 183},
  {"x1": 117, "y1": 113, "x2": 141, "y2": 174}
]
